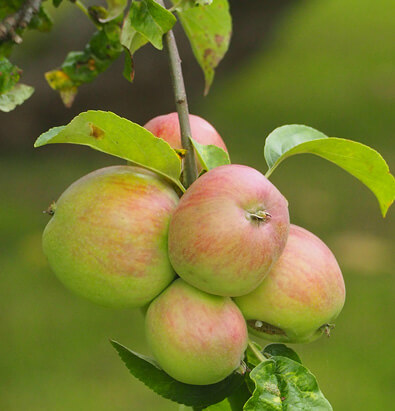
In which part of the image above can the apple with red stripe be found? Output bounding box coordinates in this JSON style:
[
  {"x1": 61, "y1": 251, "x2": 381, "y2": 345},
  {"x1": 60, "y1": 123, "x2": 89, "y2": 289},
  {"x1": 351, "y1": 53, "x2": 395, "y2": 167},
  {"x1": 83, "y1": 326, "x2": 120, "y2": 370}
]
[
  {"x1": 168, "y1": 164, "x2": 290, "y2": 297},
  {"x1": 235, "y1": 224, "x2": 346, "y2": 343},
  {"x1": 145, "y1": 278, "x2": 248, "y2": 385},
  {"x1": 42, "y1": 166, "x2": 179, "y2": 308}
]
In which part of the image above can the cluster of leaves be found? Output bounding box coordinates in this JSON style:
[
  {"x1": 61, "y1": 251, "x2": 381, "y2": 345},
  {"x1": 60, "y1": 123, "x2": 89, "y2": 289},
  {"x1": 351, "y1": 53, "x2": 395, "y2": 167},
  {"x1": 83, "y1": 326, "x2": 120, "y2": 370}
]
[
  {"x1": 0, "y1": 0, "x2": 52, "y2": 111},
  {"x1": 0, "y1": 0, "x2": 232, "y2": 111},
  {"x1": 110, "y1": 340, "x2": 333, "y2": 410}
]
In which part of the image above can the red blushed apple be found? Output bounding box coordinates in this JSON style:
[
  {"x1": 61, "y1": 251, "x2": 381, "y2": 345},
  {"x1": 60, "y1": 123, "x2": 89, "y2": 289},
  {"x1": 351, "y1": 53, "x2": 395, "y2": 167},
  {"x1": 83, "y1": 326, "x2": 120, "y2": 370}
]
[
  {"x1": 234, "y1": 225, "x2": 346, "y2": 343},
  {"x1": 42, "y1": 166, "x2": 179, "y2": 308},
  {"x1": 168, "y1": 164, "x2": 290, "y2": 297},
  {"x1": 144, "y1": 112, "x2": 228, "y2": 159},
  {"x1": 145, "y1": 278, "x2": 248, "y2": 385}
]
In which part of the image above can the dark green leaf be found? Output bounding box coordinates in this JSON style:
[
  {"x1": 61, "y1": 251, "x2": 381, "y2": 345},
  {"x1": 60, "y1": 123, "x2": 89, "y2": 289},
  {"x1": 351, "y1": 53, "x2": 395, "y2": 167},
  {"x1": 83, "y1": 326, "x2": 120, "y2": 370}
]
[
  {"x1": 46, "y1": 22, "x2": 123, "y2": 107},
  {"x1": 0, "y1": 0, "x2": 24, "y2": 19},
  {"x1": 174, "y1": 0, "x2": 231, "y2": 94},
  {"x1": 190, "y1": 138, "x2": 230, "y2": 170},
  {"x1": 245, "y1": 341, "x2": 264, "y2": 369},
  {"x1": 28, "y1": 5, "x2": 53, "y2": 32},
  {"x1": 34, "y1": 110, "x2": 184, "y2": 190},
  {"x1": 122, "y1": 47, "x2": 135, "y2": 82},
  {"x1": 111, "y1": 340, "x2": 245, "y2": 408},
  {"x1": 128, "y1": 0, "x2": 176, "y2": 50},
  {"x1": 0, "y1": 83, "x2": 34, "y2": 112},
  {"x1": 263, "y1": 344, "x2": 302, "y2": 364},
  {"x1": 264, "y1": 125, "x2": 395, "y2": 217},
  {"x1": 244, "y1": 357, "x2": 332, "y2": 410},
  {"x1": 0, "y1": 58, "x2": 20, "y2": 94},
  {"x1": 89, "y1": 0, "x2": 127, "y2": 23},
  {"x1": 52, "y1": 0, "x2": 63, "y2": 8}
]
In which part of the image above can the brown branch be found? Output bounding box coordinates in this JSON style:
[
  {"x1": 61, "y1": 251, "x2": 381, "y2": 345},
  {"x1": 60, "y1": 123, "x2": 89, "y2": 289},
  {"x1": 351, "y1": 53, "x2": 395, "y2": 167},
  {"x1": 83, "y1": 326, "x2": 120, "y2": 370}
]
[{"x1": 0, "y1": 0, "x2": 42, "y2": 44}]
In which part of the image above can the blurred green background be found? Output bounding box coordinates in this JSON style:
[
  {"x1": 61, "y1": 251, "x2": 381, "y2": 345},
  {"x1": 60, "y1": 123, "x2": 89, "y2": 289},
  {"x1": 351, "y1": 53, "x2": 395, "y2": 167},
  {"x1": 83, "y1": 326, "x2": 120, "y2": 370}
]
[{"x1": 0, "y1": 0, "x2": 394, "y2": 410}]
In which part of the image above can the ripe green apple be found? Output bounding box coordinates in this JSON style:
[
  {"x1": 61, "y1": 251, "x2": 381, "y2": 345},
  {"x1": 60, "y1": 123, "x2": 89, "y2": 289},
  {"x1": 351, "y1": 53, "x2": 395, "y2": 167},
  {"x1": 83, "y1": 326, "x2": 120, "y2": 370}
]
[
  {"x1": 42, "y1": 166, "x2": 179, "y2": 308},
  {"x1": 168, "y1": 164, "x2": 290, "y2": 297},
  {"x1": 145, "y1": 278, "x2": 248, "y2": 385},
  {"x1": 234, "y1": 224, "x2": 346, "y2": 343},
  {"x1": 144, "y1": 112, "x2": 228, "y2": 159}
]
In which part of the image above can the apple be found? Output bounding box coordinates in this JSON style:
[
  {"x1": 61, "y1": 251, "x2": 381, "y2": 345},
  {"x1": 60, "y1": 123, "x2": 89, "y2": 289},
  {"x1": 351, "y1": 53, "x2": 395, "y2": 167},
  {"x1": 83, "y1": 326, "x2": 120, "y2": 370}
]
[
  {"x1": 42, "y1": 166, "x2": 179, "y2": 308},
  {"x1": 234, "y1": 225, "x2": 346, "y2": 343},
  {"x1": 144, "y1": 112, "x2": 228, "y2": 166},
  {"x1": 168, "y1": 164, "x2": 290, "y2": 297},
  {"x1": 145, "y1": 278, "x2": 248, "y2": 385}
]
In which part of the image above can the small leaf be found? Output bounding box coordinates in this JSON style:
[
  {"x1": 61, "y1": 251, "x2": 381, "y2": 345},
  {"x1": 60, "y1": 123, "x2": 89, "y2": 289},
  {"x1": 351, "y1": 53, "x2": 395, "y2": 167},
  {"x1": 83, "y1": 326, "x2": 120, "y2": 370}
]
[
  {"x1": 264, "y1": 125, "x2": 395, "y2": 217},
  {"x1": 263, "y1": 344, "x2": 302, "y2": 364},
  {"x1": 121, "y1": 10, "x2": 148, "y2": 56},
  {"x1": 174, "y1": 0, "x2": 232, "y2": 94},
  {"x1": 122, "y1": 47, "x2": 135, "y2": 82},
  {"x1": 28, "y1": 5, "x2": 53, "y2": 32},
  {"x1": 89, "y1": 0, "x2": 127, "y2": 23},
  {"x1": 111, "y1": 340, "x2": 245, "y2": 408},
  {"x1": 128, "y1": 0, "x2": 176, "y2": 50},
  {"x1": 52, "y1": 0, "x2": 63, "y2": 7},
  {"x1": 190, "y1": 138, "x2": 230, "y2": 170},
  {"x1": 0, "y1": 83, "x2": 34, "y2": 112},
  {"x1": 34, "y1": 111, "x2": 184, "y2": 190},
  {"x1": 244, "y1": 357, "x2": 332, "y2": 411},
  {"x1": 0, "y1": 57, "x2": 21, "y2": 93},
  {"x1": 46, "y1": 22, "x2": 123, "y2": 106}
]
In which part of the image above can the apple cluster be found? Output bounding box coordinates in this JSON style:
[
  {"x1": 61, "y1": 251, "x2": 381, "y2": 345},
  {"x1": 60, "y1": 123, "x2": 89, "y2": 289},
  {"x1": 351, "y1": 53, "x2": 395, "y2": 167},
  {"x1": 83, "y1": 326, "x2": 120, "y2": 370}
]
[{"x1": 42, "y1": 113, "x2": 346, "y2": 385}]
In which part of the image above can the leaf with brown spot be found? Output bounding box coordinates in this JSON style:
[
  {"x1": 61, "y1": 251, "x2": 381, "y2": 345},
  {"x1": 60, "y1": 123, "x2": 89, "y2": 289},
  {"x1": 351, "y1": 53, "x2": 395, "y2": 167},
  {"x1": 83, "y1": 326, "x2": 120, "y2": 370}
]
[
  {"x1": 34, "y1": 110, "x2": 184, "y2": 191},
  {"x1": 173, "y1": 0, "x2": 232, "y2": 94}
]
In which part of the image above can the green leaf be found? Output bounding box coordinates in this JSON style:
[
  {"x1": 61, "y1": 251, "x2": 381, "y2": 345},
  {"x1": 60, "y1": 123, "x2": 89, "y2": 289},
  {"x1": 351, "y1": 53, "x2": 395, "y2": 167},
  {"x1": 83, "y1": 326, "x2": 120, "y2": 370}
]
[
  {"x1": 190, "y1": 138, "x2": 230, "y2": 171},
  {"x1": 0, "y1": 83, "x2": 34, "y2": 112},
  {"x1": 0, "y1": 58, "x2": 21, "y2": 94},
  {"x1": 89, "y1": 0, "x2": 127, "y2": 23},
  {"x1": 264, "y1": 125, "x2": 395, "y2": 217},
  {"x1": 244, "y1": 357, "x2": 332, "y2": 411},
  {"x1": 128, "y1": 0, "x2": 176, "y2": 50},
  {"x1": 34, "y1": 111, "x2": 184, "y2": 190},
  {"x1": 263, "y1": 344, "x2": 302, "y2": 364},
  {"x1": 111, "y1": 340, "x2": 245, "y2": 408},
  {"x1": 121, "y1": 10, "x2": 148, "y2": 56},
  {"x1": 173, "y1": 0, "x2": 213, "y2": 12},
  {"x1": 46, "y1": 22, "x2": 123, "y2": 107},
  {"x1": 52, "y1": 0, "x2": 63, "y2": 7},
  {"x1": 28, "y1": 5, "x2": 53, "y2": 32},
  {"x1": 174, "y1": 0, "x2": 231, "y2": 94},
  {"x1": 244, "y1": 360, "x2": 282, "y2": 411}
]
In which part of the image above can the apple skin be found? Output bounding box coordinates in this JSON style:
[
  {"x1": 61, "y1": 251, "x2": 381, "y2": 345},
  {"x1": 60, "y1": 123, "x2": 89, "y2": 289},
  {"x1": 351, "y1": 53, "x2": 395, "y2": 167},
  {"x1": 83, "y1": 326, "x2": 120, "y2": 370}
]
[
  {"x1": 168, "y1": 164, "x2": 290, "y2": 297},
  {"x1": 144, "y1": 112, "x2": 228, "y2": 153},
  {"x1": 234, "y1": 224, "x2": 346, "y2": 343},
  {"x1": 42, "y1": 166, "x2": 179, "y2": 308},
  {"x1": 145, "y1": 278, "x2": 248, "y2": 385}
]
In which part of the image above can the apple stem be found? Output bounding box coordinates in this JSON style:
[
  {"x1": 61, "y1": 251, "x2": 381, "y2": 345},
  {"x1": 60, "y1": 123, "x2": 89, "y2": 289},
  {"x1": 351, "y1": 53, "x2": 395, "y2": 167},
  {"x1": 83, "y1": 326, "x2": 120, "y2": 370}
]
[
  {"x1": 248, "y1": 339, "x2": 266, "y2": 363},
  {"x1": 156, "y1": 0, "x2": 198, "y2": 189}
]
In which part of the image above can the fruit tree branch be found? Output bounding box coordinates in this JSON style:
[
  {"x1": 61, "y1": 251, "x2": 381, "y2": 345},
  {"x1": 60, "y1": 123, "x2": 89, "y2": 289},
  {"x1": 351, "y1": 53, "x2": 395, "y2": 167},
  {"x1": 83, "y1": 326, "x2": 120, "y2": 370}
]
[
  {"x1": 156, "y1": 0, "x2": 198, "y2": 189},
  {"x1": 0, "y1": 0, "x2": 42, "y2": 44}
]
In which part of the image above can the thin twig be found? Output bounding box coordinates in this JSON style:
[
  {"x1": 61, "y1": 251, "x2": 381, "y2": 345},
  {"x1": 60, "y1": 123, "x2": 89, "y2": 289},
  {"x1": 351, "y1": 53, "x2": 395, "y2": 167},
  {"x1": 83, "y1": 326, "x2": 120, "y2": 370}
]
[
  {"x1": 156, "y1": 0, "x2": 198, "y2": 188},
  {"x1": 0, "y1": 0, "x2": 42, "y2": 44}
]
